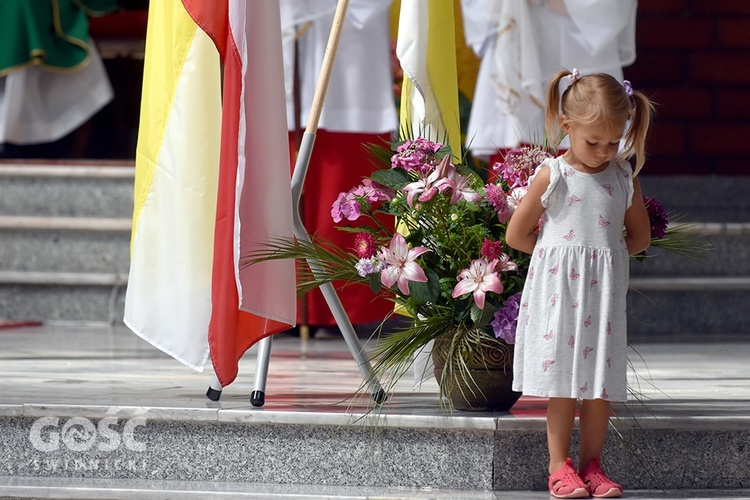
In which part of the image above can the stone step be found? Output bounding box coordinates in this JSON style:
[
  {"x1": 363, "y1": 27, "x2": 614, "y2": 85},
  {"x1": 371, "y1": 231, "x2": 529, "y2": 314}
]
[
  {"x1": 0, "y1": 276, "x2": 126, "y2": 323},
  {"x1": 0, "y1": 163, "x2": 134, "y2": 218},
  {"x1": 0, "y1": 403, "x2": 747, "y2": 492},
  {"x1": 627, "y1": 287, "x2": 750, "y2": 341},
  {"x1": 631, "y1": 222, "x2": 750, "y2": 277},
  {"x1": 0, "y1": 478, "x2": 747, "y2": 499},
  {"x1": 639, "y1": 175, "x2": 750, "y2": 223},
  {"x1": 1, "y1": 272, "x2": 747, "y2": 337},
  {"x1": 0, "y1": 217, "x2": 130, "y2": 274}
]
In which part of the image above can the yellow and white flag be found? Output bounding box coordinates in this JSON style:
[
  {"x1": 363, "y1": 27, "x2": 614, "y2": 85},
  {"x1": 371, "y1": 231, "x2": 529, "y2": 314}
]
[
  {"x1": 124, "y1": 0, "x2": 221, "y2": 370},
  {"x1": 396, "y1": 0, "x2": 461, "y2": 158}
]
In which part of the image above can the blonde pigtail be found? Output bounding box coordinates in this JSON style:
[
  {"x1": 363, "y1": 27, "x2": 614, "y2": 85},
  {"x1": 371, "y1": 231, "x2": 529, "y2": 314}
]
[
  {"x1": 545, "y1": 70, "x2": 572, "y2": 145},
  {"x1": 625, "y1": 90, "x2": 655, "y2": 176}
]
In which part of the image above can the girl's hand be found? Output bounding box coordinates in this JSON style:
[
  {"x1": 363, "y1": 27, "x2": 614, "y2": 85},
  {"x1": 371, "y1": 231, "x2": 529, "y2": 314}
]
[
  {"x1": 506, "y1": 166, "x2": 550, "y2": 255},
  {"x1": 624, "y1": 178, "x2": 651, "y2": 255}
]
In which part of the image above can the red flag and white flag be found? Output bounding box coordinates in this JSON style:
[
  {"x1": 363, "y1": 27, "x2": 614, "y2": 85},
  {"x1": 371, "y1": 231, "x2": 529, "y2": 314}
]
[{"x1": 125, "y1": 0, "x2": 296, "y2": 386}]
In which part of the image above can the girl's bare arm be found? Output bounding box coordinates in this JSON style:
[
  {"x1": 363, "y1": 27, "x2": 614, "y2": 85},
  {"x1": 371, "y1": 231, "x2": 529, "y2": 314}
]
[
  {"x1": 506, "y1": 166, "x2": 550, "y2": 255},
  {"x1": 623, "y1": 177, "x2": 651, "y2": 255}
]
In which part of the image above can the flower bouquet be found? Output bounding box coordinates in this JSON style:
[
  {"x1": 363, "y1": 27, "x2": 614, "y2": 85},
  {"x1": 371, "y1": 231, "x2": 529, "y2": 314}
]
[{"x1": 243, "y1": 136, "x2": 706, "y2": 409}]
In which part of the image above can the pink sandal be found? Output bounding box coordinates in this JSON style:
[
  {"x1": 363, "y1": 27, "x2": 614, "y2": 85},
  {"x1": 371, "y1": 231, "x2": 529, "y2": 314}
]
[
  {"x1": 580, "y1": 457, "x2": 623, "y2": 498},
  {"x1": 548, "y1": 458, "x2": 589, "y2": 499}
]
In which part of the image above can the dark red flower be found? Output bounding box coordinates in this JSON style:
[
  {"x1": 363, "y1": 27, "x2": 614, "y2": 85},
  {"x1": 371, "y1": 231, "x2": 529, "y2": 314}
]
[{"x1": 644, "y1": 196, "x2": 668, "y2": 239}]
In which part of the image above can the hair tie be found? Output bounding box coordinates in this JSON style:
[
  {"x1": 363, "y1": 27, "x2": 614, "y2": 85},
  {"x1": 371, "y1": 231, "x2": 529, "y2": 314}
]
[
  {"x1": 623, "y1": 80, "x2": 634, "y2": 97},
  {"x1": 567, "y1": 68, "x2": 580, "y2": 84}
]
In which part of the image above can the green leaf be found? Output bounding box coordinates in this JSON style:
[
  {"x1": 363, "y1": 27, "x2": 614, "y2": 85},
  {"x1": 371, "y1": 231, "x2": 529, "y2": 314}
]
[
  {"x1": 408, "y1": 268, "x2": 441, "y2": 304},
  {"x1": 368, "y1": 272, "x2": 382, "y2": 293},
  {"x1": 370, "y1": 168, "x2": 411, "y2": 189},
  {"x1": 470, "y1": 302, "x2": 498, "y2": 329}
]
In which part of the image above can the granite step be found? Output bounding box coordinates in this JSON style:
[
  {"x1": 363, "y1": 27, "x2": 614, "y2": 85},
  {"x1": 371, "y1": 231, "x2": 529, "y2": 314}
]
[
  {"x1": 0, "y1": 281, "x2": 126, "y2": 324},
  {"x1": 0, "y1": 218, "x2": 130, "y2": 274},
  {"x1": 0, "y1": 164, "x2": 132, "y2": 323},
  {"x1": 631, "y1": 222, "x2": 750, "y2": 277},
  {"x1": 1, "y1": 477, "x2": 748, "y2": 499},
  {"x1": 639, "y1": 175, "x2": 750, "y2": 223},
  {"x1": 0, "y1": 403, "x2": 748, "y2": 493},
  {"x1": 3, "y1": 270, "x2": 746, "y2": 336},
  {"x1": 0, "y1": 163, "x2": 134, "y2": 219}
]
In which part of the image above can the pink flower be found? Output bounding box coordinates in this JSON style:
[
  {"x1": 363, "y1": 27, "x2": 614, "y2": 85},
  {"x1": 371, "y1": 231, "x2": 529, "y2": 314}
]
[
  {"x1": 507, "y1": 186, "x2": 528, "y2": 213},
  {"x1": 480, "y1": 239, "x2": 503, "y2": 260},
  {"x1": 379, "y1": 233, "x2": 429, "y2": 295},
  {"x1": 403, "y1": 154, "x2": 453, "y2": 207},
  {"x1": 391, "y1": 137, "x2": 443, "y2": 173},
  {"x1": 354, "y1": 233, "x2": 376, "y2": 259},
  {"x1": 331, "y1": 180, "x2": 394, "y2": 223},
  {"x1": 492, "y1": 147, "x2": 552, "y2": 188},
  {"x1": 445, "y1": 169, "x2": 481, "y2": 204},
  {"x1": 352, "y1": 179, "x2": 395, "y2": 203},
  {"x1": 451, "y1": 258, "x2": 504, "y2": 310},
  {"x1": 331, "y1": 192, "x2": 362, "y2": 223},
  {"x1": 496, "y1": 252, "x2": 518, "y2": 272},
  {"x1": 485, "y1": 183, "x2": 512, "y2": 223}
]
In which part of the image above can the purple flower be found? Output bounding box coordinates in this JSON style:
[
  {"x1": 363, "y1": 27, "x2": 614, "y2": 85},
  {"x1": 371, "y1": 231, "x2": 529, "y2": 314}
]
[
  {"x1": 355, "y1": 257, "x2": 384, "y2": 277},
  {"x1": 491, "y1": 292, "x2": 523, "y2": 344},
  {"x1": 644, "y1": 196, "x2": 668, "y2": 239},
  {"x1": 492, "y1": 147, "x2": 552, "y2": 188}
]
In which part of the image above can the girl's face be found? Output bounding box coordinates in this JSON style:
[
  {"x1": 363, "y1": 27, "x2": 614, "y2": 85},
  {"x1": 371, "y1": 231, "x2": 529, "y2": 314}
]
[{"x1": 561, "y1": 116, "x2": 625, "y2": 172}]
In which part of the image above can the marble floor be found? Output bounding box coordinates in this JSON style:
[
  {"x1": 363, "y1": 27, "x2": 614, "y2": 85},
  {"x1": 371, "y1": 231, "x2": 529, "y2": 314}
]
[
  {"x1": 2, "y1": 322, "x2": 749, "y2": 417},
  {"x1": 1, "y1": 322, "x2": 749, "y2": 499}
]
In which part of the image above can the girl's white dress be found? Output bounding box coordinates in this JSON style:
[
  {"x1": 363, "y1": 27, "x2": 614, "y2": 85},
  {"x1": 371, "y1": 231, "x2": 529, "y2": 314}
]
[{"x1": 512, "y1": 156, "x2": 634, "y2": 401}]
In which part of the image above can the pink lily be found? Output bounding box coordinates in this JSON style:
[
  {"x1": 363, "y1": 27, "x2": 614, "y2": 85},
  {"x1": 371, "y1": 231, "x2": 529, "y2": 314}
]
[
  {"x1": 379, "y1": 233, "x2": 429, "y2": 295},
  {"x1": 445, "y1": 169, "x2": 482, "y2": 204},
  {"x1": 402, "y1": 154, "x2": 453, "y2": 207},
  {"x1": 496, "y1": 252, "x2": 518, "y2": 272},
  {"x1": 452, "y1": 258, "x2": 504, "y2": 309}
]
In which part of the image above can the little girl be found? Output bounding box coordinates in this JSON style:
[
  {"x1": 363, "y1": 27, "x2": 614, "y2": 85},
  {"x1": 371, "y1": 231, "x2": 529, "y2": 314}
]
[{"x1": 506, "y1": 69, "x2": 654, "y2": 498}]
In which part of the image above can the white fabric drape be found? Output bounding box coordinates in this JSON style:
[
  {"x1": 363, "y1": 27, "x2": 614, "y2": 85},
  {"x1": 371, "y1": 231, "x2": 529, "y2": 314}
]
[
  {"x1": 461, "y1": 0, "x2": 637, "y2": 155},
  {"x1": 0, "y1": 40, "x2": 113, "y2": 145},
  {"x1": 280, "y1": 0, "x2": 397, "y2": 133}
]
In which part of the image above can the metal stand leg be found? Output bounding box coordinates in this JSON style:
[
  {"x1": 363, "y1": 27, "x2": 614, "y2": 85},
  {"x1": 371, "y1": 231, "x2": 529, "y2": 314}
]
[
  {"x1": 250, "y1": 336, "x2": 273, "y2": 406},
  {"x1": 242, "y1": 134, "x2": 386, "y2": 407},
  {"x1": 291, "y1": 133, "x2": 387, "y2": 405},
  {"x1": 206, "y1": 374, "x2": 223, "y2": 401}
]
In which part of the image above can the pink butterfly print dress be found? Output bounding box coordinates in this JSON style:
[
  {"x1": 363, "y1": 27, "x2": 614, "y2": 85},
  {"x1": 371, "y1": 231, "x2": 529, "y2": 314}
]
[{"x1": 512, "y1": 157, "x2": 634, "y2": 402}]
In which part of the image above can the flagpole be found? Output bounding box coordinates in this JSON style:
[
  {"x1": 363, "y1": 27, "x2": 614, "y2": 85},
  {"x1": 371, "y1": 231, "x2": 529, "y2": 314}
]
[
  {"x1": 254, "y1": 0, "x2": 386, "y2": 405},
  {"x1": 292, "y1": 25, "x2": 310, "y2": 352}
]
